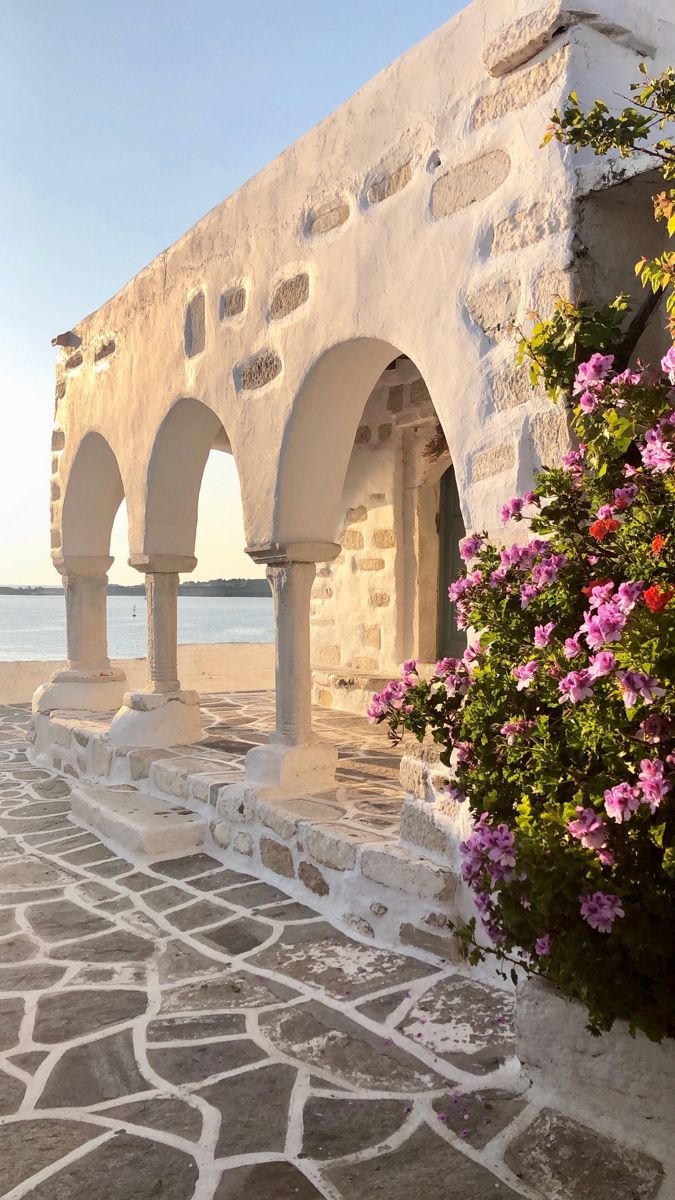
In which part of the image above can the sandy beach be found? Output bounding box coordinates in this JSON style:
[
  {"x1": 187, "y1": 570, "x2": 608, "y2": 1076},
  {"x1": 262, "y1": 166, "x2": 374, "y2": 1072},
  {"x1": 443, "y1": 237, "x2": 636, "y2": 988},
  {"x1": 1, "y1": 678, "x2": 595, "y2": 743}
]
[{"x1": 0, "y1": 642, "x2": 275, "y2": 704}]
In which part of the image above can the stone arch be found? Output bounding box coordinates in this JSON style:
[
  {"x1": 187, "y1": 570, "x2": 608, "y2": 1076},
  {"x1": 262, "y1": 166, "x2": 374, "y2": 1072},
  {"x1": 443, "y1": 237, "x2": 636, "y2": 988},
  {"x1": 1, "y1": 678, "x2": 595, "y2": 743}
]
[
  {"x1": 275, "y1": 338, "x2": 407, "y2": 546},
  {"x1": 143, "y1": 396, "x2": 235, "y2": 558},
  {"x1": 60, "y1": 432, "x2": 125, "y2": 558}
]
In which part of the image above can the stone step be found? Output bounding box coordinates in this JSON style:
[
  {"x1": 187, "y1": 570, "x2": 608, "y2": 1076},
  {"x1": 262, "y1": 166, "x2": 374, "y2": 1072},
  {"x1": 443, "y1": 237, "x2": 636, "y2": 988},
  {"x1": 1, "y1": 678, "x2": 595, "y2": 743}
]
[{"x1": 69, "y1": 783, "x2": 208, "y2": 857}]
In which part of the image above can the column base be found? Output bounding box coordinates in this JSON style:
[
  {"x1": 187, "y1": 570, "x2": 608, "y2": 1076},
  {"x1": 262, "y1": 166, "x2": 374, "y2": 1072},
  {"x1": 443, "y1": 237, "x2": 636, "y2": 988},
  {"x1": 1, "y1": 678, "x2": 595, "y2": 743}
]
[
  {"x1": 32, "y1": 669, "x2": 126, "y2": 715},
  {"x1": 108, "y1": 690, "x2": 202, "y2": 749},
  {"x1": 242, "y1": 739, "x2": 338, "y2": 798}
]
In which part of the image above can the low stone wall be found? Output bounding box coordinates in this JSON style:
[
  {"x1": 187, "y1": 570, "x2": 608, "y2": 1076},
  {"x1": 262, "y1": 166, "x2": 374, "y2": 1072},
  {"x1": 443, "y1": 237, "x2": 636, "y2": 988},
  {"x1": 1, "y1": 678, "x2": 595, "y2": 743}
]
[{"x1": 516, "y1": 976, "x2": 675, "y2": 1170}]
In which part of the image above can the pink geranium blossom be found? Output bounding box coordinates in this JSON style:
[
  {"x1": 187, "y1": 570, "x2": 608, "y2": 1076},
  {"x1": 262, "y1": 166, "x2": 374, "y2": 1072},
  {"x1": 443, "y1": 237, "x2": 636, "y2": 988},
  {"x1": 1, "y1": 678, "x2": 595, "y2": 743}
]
[
  {"x1": 534, "y1": 621, "x2": 556, "y2": 648},
  {"x1": 579, "y1": 891, "x2": 625, "y2": 933},
  {"x1": 564, "y1": 632, "x2": 584, "y2": 659},
  {"x1": 616, "y1": 671, "x2": 666, "y2": 709},
  {"x1": 513, "y1": 661, "x2": 539, "y2": 690},
  {"x1": 559, "y1": 669, "x2": 594, "y2": 703},
  {"x1": 567, "y1": 806, "x2": 609, "y2": 851},
  {"x1": 661, "y1": 345, "x2": 675, "y2": 384},
  {"x1": 604, "y1": 782, "x2": 641, "y2": 823},
  {"x1": 534, "y1": 935, "x2": 551, "y2": 956},
  {"x1": 574, "y1": 353, "x2": 614, "y2": 394},
  {"x1": 459, "y1": 534, "x2": 484, "y2": 561},
  {"x1": 588, "y1": 651, "x2": 615, "y2": 679},
  {"x1": 638, "y1": 758, "x2": 671, "y2": 813}
]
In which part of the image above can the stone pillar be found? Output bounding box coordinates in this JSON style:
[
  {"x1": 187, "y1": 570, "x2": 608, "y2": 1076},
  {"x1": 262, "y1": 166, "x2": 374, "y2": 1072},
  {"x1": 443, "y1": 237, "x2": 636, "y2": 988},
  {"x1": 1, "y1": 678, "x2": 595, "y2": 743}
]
[
  {"x1": 108, "y1": 555, "x2": 201, "y2": 749},
  {"x1": 235, "y1": 542, "x2": 340, "y2": 797},
  {"x1": 146, "y1": 571, "x2": 180, "y2": 693},
  {"x1": 32, "y1": 556, "x2": 126, "y2": 714},
  {"x1": 268, "y1": 561, "x2": 315, "y2": 747}
]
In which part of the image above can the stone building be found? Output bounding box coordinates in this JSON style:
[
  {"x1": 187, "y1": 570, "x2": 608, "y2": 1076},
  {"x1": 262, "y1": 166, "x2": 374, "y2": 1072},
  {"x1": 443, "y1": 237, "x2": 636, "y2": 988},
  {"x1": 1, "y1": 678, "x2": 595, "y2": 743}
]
[{"x1": 31, "y1": 1, "x2": 673, "y2": 896}]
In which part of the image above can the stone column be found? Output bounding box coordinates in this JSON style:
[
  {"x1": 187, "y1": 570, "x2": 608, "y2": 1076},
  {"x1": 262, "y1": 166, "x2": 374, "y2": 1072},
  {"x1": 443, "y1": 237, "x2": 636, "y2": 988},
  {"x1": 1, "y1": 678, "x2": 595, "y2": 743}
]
[
  {"x1": 32, "y1": 555, "x2": 126, "y2": 714},
  {"x1": 146, "y1": 571, "x2": 180, "y2": 693},
  {"x1": 268, "y1": 561, "x2": 315, "y2": 747},
  {"x1": 239, "y1": 542, "x2": 340, "y2": 795},
  {"x1": 108, "y1": 555, "x2": 201, "y2": 749}
]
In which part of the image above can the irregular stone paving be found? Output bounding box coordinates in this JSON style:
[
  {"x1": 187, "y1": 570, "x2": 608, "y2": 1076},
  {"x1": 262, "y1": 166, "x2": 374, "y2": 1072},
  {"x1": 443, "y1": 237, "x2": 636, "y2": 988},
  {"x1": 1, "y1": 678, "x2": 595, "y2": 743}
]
[{"x1": 0, "y1": 704, "x2": 668, "y2": 1200}]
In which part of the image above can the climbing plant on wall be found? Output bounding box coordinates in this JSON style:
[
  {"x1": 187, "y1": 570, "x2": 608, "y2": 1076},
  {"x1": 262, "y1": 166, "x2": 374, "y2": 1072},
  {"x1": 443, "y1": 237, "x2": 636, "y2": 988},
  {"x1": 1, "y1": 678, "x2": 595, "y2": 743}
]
[{"x1": 369, "y1": 67, "x2": 675, "y2": 1041}]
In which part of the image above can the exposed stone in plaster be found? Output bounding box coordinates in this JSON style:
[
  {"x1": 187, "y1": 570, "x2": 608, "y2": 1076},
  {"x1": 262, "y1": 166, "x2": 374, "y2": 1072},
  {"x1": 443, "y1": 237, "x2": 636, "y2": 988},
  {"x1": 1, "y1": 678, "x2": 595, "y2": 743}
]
[
  {"x1": 220, "y1": 285, "x2": 247, "y2": 319},
  {"x1": 341, "y1": 528, "x2": 364, "y2": 550},
  {"x1": 259, "y1": 836, "x2": 295, "y2": 878},
  {"x1": 64, "y1": 351, "x2": 83, "y2": 371},
  {"x1": 298, "y1": 860, "x2": 330, "y2": 895},
  {"x1": 399, "y1": 921, "x2": 458, "y2": 960},
  {"x1": 472, "y1": 442, "x2": 516, "y2": 480},
  {"x1": 472, "y1": 45, "x2": 568, "y2": 129},
  {"x1": 355, "y1": 425, "x2": 372, "y2": 444},
  {"x1": 364, "y1": 625, "x2": 381, "y2": 648},
  {"x1": 94, "y1": 339, "x2": 116, "y2": 362},
  {"x1": 367, "y1": 159, "x2": 413, "y2": 205},
  {"x1": 344, "y1": 912, "x2": 375, "y2": 938},
  {"x1": 239, "y1": 348, "x2": 282, "y2": 391},
  {"x1": 378, "y1": 422, "x2": 392, "y2": 441},
  {"x1": 410, "y1": 378, "x2": 431, "y2": 405},
  {"x1": 466, "y1": 277, "x2": 519, "y2": 340},
  {"x1": 50, "y1": 478, "x2": 60, "y2": 502},
  {"x1": 307, "y1": 199, "x2": 351, "y2": 236},
  {"x1": 490, "y1": 359, "x2": 540, "y2": 411},
  {"x1": 311, "y1": 583, "x2": 333, "y2": 600},
  {"x1": 372, "y1": 528, "x2": 395, "y2": 549},
  {"x1": 483, "y1": 5, "x2": 656, "y2": 77},
  {"x1": 357, "y1": 557, "x2": 385, "y2": 571},
  {"x1": 270, "y1": 272, "x2": 310, "y2": 319},
  {"x1": 431, "y1": 151, "x2": 511, "y2": 219},
  {"x1": 306, "y1": 825, "x2": 357, "y2": 871},
  {"x1": 55, "y1": 380, "x2": 66, "y2": 404},
  {"x1": 530, "y1": 406, "x2": 571, "y2": 467},
  {"x1": 346, "y1": 505, "x2": 367, "y2": 523},
  {"x1": 184, "y1": 292, "x2": 206, "y2": 358},
  {"x1": 51, "y1": 429, "x2": 65, "y2": 452},
  {"x1": 370, "y1": 592, "x2": 390, "y2": 607},
  {"x1": 233, "y1": 830, "x2": 253, "y2": 856},
  {"x1": 492, "y1": 200, "x2": 570, "y2": 256},
  {"x1": 532, "y1": 266, "x2": 576, "y2": 316}
]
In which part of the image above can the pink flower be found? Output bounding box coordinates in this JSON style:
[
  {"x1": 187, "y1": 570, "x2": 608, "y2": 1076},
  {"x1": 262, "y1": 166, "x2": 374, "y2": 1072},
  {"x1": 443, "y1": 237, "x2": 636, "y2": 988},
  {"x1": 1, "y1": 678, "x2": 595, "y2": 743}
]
[
  {"x1": 459, "y1": 534, "x2": 484, "y2": 561},
  {"x1": 501, "y1": 497, "x2": 524, "y2": 524},
  {"x1": 638, "y1": 758, "x2": 670, "y2": 813},
  {"x1": 586, "y1": 581, "x2": 615, "y2": 609},
  {"x1": 500, "y1": 718, "x2": 535, "y2": 745},
  {"x1": 534, "y1": 621, "x2": 556, "y2": 648},
  {"x1": 616, "y1": 671, "x2": 666, "y2": 709},
  {"x1": 513, "y1": 661, "x2": 539, "y2": 690},
  {"x1": 639, "y1": 714, "x2": 670, "y2": 744},
  {"x1": 661, "y1": 346, "x2": 675, "y2": 385},
  {"x1": 588, "y1": 651, "x2": 615, "y2": 679},
  {"x1": 641, "y1": 423, "x2": 674, "y2": 473},
  {"x1": 435, "y1": 656, "x2": 461, "y2": 678},
  {"x1": 579, "y1": 891, "x2": 625, "y2": 933},
  {"x1": 582, "y1": 602, "x2": 626, "y2": 649},
  {"x1": 613, "y1": 484, "x2": 638, "y2": 510},
  {"x1": 520, "y1": 583, "x2": 539, "y2": 609},
  {"x1": 564, "y1": 632, "x2": 584, "y2": 659},
  {"x1": 574, "y1": 353, "x2": 614, "y2": 394},
  {"x1": 534, "y1": 935, "x2": 551, "y2": 956},
  {"x1": 559, "y1": 669, "x2": 594, "y2": 703},
  {"x1": 615, "y1": 581, "x2": 642, "y2": 613},
  {"x1": 567, "y1": 806, "x2": 609, "y2": 851},
  {"x1": 579, "y1": 390, "x2": 598, "y2": 414},
  {"x1": 604, "y1": 782, "x2": 641, "y2": 823}
]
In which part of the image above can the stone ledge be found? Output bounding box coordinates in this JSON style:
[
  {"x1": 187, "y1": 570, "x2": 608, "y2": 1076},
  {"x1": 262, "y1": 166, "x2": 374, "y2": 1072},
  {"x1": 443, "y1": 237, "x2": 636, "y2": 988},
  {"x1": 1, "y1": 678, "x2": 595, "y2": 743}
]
[{"x1": 516, "y1": 976, "x2": 675, "y2": 1165}]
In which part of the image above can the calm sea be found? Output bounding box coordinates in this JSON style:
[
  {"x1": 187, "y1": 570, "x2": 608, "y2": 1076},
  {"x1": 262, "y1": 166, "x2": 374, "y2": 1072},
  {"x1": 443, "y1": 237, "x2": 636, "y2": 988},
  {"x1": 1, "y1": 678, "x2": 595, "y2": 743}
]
[{"x1": 0, "y1": 595, "x2": 274, "y2": 661}]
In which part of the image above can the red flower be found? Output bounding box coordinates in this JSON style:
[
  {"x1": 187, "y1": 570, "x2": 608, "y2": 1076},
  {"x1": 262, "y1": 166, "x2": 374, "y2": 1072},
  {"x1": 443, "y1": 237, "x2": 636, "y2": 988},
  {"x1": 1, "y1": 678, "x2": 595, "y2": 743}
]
[
  {"x1": 582, "y1": 577, "x2": 612, "y2": 597},
  {"x1": 589, "y1": 518, "x2": 621, "y2": 542},
  {"x1": 643, "y1": 585, "x2": 675, "y2": 614},
  {"x1": 652, "y1": 534, "x2": 666, "y2": 556}
]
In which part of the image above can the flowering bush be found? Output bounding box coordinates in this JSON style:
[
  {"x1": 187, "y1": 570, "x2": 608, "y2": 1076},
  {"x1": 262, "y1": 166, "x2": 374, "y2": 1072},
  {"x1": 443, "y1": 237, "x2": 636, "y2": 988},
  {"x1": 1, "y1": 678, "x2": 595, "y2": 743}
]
[
  {"x1": 370, "y1": 350, "x2": 675, "y2": 1039},
  {"x1": 370, "y1": 68, "x2": 675, "y2": 1039}
]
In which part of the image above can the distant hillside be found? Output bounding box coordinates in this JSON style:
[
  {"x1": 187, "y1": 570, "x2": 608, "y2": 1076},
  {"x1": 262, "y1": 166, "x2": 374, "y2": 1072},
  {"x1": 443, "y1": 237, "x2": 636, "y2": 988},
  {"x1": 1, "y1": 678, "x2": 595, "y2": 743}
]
[{"x1": 0, "y1": 578, "x2": 271, "y2": 598}]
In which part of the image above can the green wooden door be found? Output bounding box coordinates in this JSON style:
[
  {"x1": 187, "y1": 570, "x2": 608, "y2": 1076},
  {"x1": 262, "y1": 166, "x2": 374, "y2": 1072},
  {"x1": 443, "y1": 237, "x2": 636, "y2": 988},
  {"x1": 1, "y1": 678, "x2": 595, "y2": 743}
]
[{"x1": 438, "y1": 465, "x2": 467, "y2": 659}]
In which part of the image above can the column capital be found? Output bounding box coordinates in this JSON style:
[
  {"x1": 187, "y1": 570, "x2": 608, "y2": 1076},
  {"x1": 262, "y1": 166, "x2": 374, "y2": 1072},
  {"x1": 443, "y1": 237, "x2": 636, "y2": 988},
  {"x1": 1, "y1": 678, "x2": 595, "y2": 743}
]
[
  {"x1": 245, "y1": 541, "x2": 340, "y2": 566},
  {"x1": 128, "y1": 553, "x2": 197, "y2": 574},
  {"x1": 52, "y1": 554, "x2": 113, "y2": 578}
]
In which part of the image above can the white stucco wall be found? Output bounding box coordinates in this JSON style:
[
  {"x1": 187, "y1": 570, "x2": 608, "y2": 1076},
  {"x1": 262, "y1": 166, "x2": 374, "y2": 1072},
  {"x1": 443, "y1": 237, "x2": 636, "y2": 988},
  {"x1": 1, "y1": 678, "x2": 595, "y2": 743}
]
[{"x1": 50, "y1": 0, "x2": 675, "y2": 579}]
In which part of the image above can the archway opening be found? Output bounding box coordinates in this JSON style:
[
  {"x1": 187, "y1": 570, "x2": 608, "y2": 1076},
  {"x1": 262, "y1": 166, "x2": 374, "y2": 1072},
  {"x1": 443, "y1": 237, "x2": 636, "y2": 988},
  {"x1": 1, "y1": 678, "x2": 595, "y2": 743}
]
[{"x1": 278, "y1": 346, "x2": 464, "y2": 715}]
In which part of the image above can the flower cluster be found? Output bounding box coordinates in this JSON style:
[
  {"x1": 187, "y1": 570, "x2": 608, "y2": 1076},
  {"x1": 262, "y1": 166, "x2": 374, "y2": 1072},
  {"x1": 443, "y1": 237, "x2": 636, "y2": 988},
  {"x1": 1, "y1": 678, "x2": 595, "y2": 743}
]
[{"x1": 371, "y1": 346, "x2": 675, "y2": 1040}]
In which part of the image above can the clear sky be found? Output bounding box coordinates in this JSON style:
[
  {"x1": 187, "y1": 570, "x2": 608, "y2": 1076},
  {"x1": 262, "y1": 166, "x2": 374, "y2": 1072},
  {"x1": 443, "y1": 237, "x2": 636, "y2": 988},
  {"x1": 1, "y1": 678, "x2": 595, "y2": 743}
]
[{"x1": 1, "y1": 0, "x2": 462, "y2": 585}]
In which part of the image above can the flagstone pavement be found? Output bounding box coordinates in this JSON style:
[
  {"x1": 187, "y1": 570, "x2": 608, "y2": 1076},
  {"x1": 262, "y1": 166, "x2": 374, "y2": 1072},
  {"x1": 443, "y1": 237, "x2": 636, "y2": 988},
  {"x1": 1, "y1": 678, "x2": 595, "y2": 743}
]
[{"x1": 0, "y1": 703, "x2": 667, "y2": 1200}]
